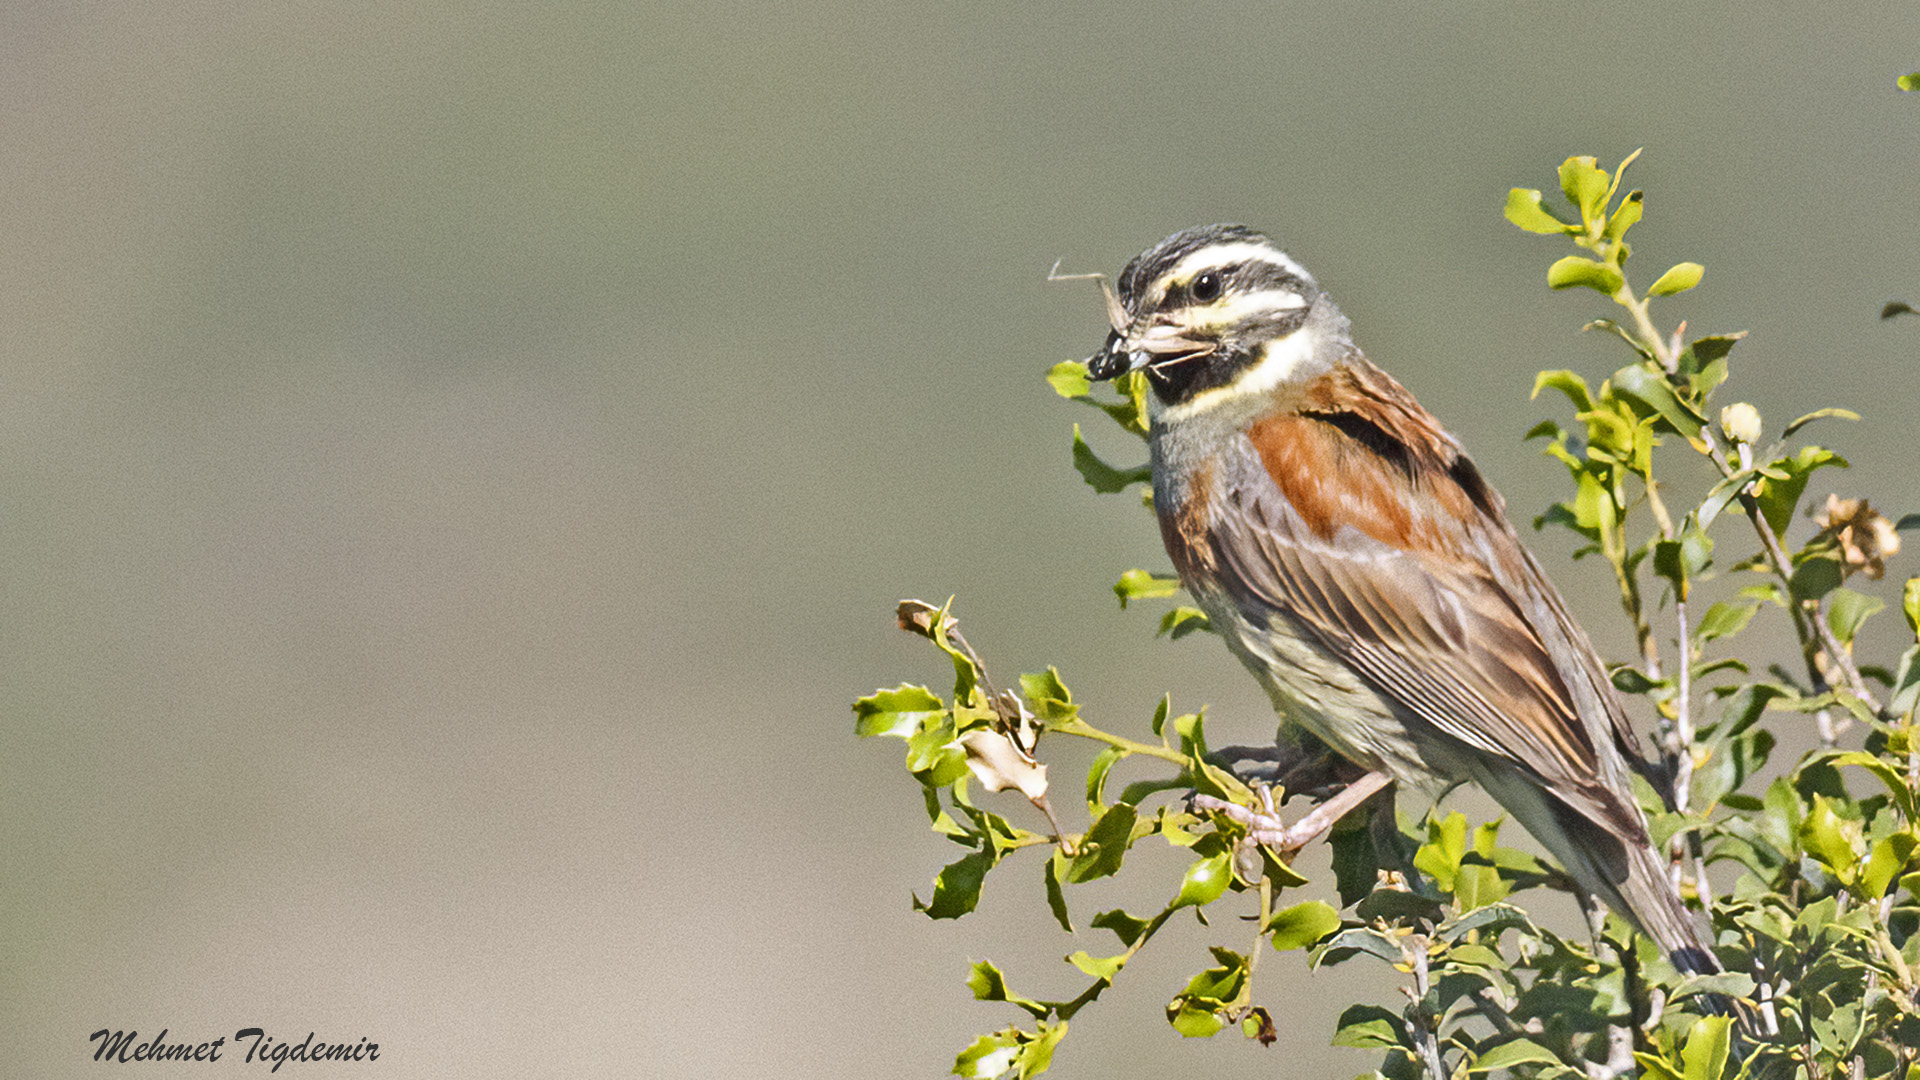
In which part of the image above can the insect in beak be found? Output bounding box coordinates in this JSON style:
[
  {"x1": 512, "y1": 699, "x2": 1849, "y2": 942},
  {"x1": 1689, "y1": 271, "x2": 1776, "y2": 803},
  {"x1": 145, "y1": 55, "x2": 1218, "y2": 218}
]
[{"x1": 1049, "y1": 258, "x2": 1215, "y2": 383}]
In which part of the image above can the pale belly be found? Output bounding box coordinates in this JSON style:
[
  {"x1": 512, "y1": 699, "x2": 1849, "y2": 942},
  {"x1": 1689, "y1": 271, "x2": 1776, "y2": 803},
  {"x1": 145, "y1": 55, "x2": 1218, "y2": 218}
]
[{"x1": 1201, "y1": 592, "x2": 1448, "y2": 794}]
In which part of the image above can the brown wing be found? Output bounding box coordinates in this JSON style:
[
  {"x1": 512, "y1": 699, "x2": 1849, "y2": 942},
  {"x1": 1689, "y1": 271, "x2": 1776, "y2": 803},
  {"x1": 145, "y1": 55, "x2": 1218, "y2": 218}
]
[{"x1": 1208, "y1": 362, "x2": 1651, "y2": 843}]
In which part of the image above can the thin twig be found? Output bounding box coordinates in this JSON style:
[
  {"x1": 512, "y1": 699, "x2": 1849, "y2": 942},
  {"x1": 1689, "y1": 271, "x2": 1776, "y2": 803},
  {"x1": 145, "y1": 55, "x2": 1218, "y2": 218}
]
[
  {"x1": 1673, "y1": 596, "x2": 1695, "y2": 813},
  {"x1": 1404, "y1": 942, "x2": 1448, "y2": 1080}
]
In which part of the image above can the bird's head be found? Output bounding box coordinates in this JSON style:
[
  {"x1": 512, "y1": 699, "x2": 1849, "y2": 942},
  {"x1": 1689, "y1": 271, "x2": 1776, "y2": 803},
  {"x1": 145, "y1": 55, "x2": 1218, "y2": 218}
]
[{"x1": 1082, "y1": 224, "x2": 1338, "y2": 416}]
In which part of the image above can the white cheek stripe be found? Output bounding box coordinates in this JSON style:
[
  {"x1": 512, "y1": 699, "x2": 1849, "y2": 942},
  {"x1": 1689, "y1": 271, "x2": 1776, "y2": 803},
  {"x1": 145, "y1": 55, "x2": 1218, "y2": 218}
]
[
  {"x1": 1158, "y1": 328, "x2": 1321, "y2": 423},
  {"x1": 1168, "y1": 241, "x2": 1310, "y2": 284},
  {"x1": 1204, "y1": 289, "x2": 1306, "y2": 329}
]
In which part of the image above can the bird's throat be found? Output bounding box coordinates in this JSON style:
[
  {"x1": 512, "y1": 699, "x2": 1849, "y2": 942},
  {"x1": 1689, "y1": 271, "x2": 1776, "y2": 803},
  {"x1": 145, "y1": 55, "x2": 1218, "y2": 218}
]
[{"x1": 1156, "y1": 328, "x2": 1323, "y2": 423}]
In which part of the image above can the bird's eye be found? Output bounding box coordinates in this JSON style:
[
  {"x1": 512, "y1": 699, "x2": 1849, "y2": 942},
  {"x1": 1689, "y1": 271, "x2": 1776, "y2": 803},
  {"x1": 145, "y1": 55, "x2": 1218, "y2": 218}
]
[{"x1": 1190, "y1": 271, "x2": 1223, "y2": 303}]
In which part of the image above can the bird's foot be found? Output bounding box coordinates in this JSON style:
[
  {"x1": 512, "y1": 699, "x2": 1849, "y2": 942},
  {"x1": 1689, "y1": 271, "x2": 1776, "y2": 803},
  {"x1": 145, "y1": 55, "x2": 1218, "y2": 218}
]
[{"x1": 1193, "y1": 770, "x2": 1394, "y2": 860}]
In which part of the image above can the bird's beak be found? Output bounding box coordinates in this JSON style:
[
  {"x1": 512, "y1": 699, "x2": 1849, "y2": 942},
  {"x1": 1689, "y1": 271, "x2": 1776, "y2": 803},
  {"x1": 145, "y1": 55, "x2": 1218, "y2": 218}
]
[{"x1": 1087, "y1": 322, "x2": 1216, "y2": 382}]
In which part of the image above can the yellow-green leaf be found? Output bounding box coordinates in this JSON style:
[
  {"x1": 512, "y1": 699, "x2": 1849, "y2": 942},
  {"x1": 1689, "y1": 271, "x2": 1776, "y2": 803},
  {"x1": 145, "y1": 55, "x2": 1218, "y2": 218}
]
[
  {"x1": 1679, "y1": 1015, "x2": 1732, "y2": 1080},
  {"x1": 1114, "y1": 568, "x2": 1180, "y2": 608},
  {"x1": 1046, "y1": 360, "x2": 1092, "y2": 399},
  {"x1": 1471, "y1": 1039, "x2": 1563, "y2": 1073},
  {"x1": 1172, "y1": 851, "x2": 1232, "y2": 909},
  {"x1": 1558, "y1": 155, "x2": 1611, "y2": 226},
  {"x1": 1267, "y1": 900, "x2": 1342, "y2": 951},
  {"x1": 1546, "y1": 255, "x2": 1624, "y2": 294},
  {"x1": 1647, "y1": 261, "x2": 1705, "y2": 297},
  {"x1": 1504, "y1": 188, "x2": 1569, "y2": 234}
]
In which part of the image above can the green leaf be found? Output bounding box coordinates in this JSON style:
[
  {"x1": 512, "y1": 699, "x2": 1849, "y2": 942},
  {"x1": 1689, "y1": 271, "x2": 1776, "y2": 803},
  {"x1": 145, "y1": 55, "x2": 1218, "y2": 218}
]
[
  {"x1": 1166, "y1": 1003, "x2": 1226, "y2": 1039},
  {"x1": 1471, "y1": 1038, "x2": 1563, "y2": 1073},
  {"x1": 1647, "y1": 262, "x2": 1705, "y2": 297},
  {"x1": 953, "y1": 1031, "x2": 1019, "y2": 1079},
  {"x1": 1329, "y1": 819, "x2": 1384, "y2": 907},
  {"x1": 854, "y1": 684, "x2": 945, "y2": 739},
  {"x1": 1314, "y1": 926, "x2": 1411, "y2": 967},
  {"x1": 1113, "y1": 569, "x2": 1180, "y2": 608},
  {"x1": 1172, "y1": 709, "x2": 1211, "y2": 760},
  {"x1": 1826, "y1": 588, "x2": 1885, "y2": 645},
  {"x1": 1558, "y1": 155, "x2": 1611, "y2": 227},
  {"x1": 916, "y1": 850, "x2": 995, "y2": 919},
  {"x1": 1504, "y1": 188, "x2": 1571, "y2": 233},
  {"x1": 1889, "y1": 645, "x2": 1920, "y2": 716},
  {"x1": 1044, "y1": 852, "x2": 1073, "y2": 932},
  {"x1": 1900, "y1": 72, "x2": 1920, "y2": 91},
  {"x1": 1085, "y1": 746, "x2": 1123, "y2": 813},
  {"x1": 1612, "y1": 362, "x2": 1706, "y2": 437},
  {"x1": 1090, "y1": 907, "x2": 1152, "y2": 947},
  {"x1": 1570, "y1": 469, "x2": 1618, "y2": 537},
  {"x1": 1675, "y1": 331, "x2": 1743, "y2": 396},
  {"x1": 1157, "y1": 606, "x2": 1212, "y2": 639},
  {"x1": 1824, "y1": 749, "x2": 1919, "y2": 820},
  {"x1": 1863, "y1": 833, "x2": 1917, "y2": 898},
  {"x1": 908, "y1": 718, "x2": 973, "y2": 787},
  {"x1": 1171, "y1": 851, "x2": 1232, "y2": 909},
  {"x1": 1531, "y1": 369, "x2": 1596, "y2": 412},
  {"x1": 1789, "y1": 555, "x2": 1843, "y2": 603},
  {"x1": 1019, "y1": 669, "x2": 1076, "y2": 725},
  {"x1": 967, "y1": 959, "x2": 1049, "y2": 1019},
  {"x1": 1413, "y1": 810, "x2": 1469, "y2": 892},
  {"x1": 1905, "y1": 577, "x2": 1920, "y2": 638},
  {"x1": 1694, "y1": 601, "x2": 1760, "y2": 645},
  {"x1": 1015, "y1": 1022, "x2": 1067, "y2": 1079},
  {"x1": 1150, "y1": 694, "x2": 1171, "y2": 739},
  {"x1": 1330, "y1": 1003, "x2": 1405, "y2": 1050},
  {"x1": 1165, "y1": 948, "x2": 1248, "y2": 1038},
  {"x1": 1633, "y1": 1052, "x2": 1685, "y2": 1080},
  {"x1": 1046, "y1": 360, "x2": 1092, "y2": 400},
  {"x1": 1065, "y1": 804, "x2": 1137, "y2": 883},
  {"x1": 1602, "y1": 189, "x2": 1644, "y2": 242},
  {"x1": 1610, "y1": 665, "x2": 1663, "y2": 695},
  {"x1": 925, "y1": 788, "x2": 969, "y2": 837},
  {"x1": 1653, "y1": 523, "x2": 1713, "y2": 588},
  {"x1": 1111, "y1": 371, "x2": 1151, "y2": 437},
  {"x1": 1782, "y1": 407, "x2": 1860, "y2": 438},
  {"x1": 1672, "y1": 971, "x2": 1757, "y2": 1006},
  {"x1": 1065, "y1": 949, "x2": 1126, "y2": 980},
  {"x1": 1071, "y1": 424, "x2": 1151, "y2": 494},
  {"x1": 1452, "y1": 853, "x2": 1513, "y2": 910},
  {"x1": 1754, "y1": 444, "x2": 1846, "y2": 537},
  {"x1": 1437, "y1": 901, "x2": 1537, "y2": 941},
  {"x1": 1546, "y1": 255, "x2": 1624, "y2": 294},
  {"x1": 1679, "y1": 1015, "x2": 1733, "y2": 1080},
  {"x1": 1799, "y1": 794, "x2": 1861, "y2": 887},
  {"x1": 1267, "y1": 900, "x2": 1342, "y2": 951},
  {"x1": 1684, "y1": 332, "x2": 1744, "y2": 366}
]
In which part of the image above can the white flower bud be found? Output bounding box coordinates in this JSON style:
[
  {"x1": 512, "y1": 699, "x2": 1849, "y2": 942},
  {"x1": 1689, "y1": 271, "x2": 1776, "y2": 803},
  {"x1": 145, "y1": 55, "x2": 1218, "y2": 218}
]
[{"x1": 1719, "y1": 402, "x2": 1762, "y2": 444}]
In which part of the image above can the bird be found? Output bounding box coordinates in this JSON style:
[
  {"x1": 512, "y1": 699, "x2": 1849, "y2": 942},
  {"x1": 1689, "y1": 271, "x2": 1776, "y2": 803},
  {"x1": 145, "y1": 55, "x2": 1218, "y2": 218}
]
[{"x1": 1078, "y1": 223, "x2": 1722, "y2": 979}]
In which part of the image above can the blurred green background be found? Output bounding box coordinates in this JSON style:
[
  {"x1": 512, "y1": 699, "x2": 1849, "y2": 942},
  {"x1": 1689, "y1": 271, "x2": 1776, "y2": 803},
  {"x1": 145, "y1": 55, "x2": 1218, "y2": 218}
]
[{"x1": 4, "y1": 2, "x2": 1916, "y2": 1076}]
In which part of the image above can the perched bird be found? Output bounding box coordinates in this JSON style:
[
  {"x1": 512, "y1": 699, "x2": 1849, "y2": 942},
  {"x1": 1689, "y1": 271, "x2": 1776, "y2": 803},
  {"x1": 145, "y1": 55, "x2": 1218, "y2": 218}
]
[{"x1": 1080, "y1": 223, "x2": 1720, "y2": 977}]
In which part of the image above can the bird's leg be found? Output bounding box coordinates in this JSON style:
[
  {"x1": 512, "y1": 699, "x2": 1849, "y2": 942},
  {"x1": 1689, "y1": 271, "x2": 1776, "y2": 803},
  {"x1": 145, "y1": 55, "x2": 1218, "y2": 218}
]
[{"x1": 1195, "y1": 769, "x2": 1394, "y2": 857}]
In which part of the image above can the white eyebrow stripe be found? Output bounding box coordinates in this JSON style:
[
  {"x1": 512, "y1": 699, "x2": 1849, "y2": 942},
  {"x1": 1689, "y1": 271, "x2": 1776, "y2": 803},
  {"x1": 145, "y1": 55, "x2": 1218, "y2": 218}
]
[{"x1": 1167, "y1": 241, "x2": 1310, "y2": 283}]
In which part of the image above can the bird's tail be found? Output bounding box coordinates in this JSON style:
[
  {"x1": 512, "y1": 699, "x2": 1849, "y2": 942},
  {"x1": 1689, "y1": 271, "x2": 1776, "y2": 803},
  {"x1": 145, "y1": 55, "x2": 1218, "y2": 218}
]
[
  {"x1": 1472, "y1": 764, "x2": 1766, "y2": 1028},
  {"x1": 1605, "y1": 833, "x2": 1720, "y2": 975},
  {"x1": 1546, "y1": 799, "x2": 1773, "y2": 1035}
]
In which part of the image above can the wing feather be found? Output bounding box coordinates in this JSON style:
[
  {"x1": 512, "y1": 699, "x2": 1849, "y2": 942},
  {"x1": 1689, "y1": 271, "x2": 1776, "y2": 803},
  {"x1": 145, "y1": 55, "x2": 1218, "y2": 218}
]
[{"x1": 1208, "y1": 398, "x2": 1649, "y2": 843}]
